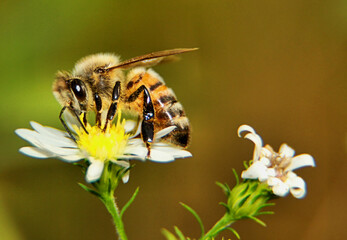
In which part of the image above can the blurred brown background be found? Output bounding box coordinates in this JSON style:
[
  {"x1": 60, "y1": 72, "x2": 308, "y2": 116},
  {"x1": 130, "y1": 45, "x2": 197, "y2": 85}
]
[{"x1": 0, "y1": 0, "x2": 346, "y2": 239}]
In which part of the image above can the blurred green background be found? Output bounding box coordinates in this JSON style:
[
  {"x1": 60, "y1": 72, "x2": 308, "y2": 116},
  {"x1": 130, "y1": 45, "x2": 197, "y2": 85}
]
[{"x1": 1, "y1": 0, "x2": 346, "y2": 239}]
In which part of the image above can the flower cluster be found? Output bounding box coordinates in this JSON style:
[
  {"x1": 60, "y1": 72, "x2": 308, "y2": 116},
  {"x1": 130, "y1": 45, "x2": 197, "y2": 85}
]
[
  {"x1": 16, "y1": 117, "x2": 192, "y2": 183},
  {"x1": 238, "y1": 125, "x2": 315, "y2": 198}
]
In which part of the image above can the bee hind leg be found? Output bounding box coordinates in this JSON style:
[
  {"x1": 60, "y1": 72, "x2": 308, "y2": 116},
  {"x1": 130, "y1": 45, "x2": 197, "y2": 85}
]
[{"x1": 128, "y1": 85, "x2": 155, "y2": 158}]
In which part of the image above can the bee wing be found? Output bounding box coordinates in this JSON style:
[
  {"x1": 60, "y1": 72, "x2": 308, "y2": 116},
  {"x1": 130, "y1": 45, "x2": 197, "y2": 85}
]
[{"x1": 107, "y1": 48, "x2": 197, "y2": 70}]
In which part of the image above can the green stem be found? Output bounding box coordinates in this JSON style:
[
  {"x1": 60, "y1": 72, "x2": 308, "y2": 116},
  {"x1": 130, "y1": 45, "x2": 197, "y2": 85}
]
[
  {"x1": 101, "y1": 193, "x2": 128, "y2": 240},
  {"x1": 202, "y1": 214, "x2": 235, "y2": 240}
]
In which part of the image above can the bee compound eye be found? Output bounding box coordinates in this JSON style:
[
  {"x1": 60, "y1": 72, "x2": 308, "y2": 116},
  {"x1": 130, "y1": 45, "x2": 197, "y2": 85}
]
[{"x1": 70, "y1": 79, "x2": 86, "y2": 101}]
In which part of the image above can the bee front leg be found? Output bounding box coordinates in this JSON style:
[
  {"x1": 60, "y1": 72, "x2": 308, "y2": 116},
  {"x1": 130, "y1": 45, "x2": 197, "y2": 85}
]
[
  {"x1": 103, "y1": 81, "x2": 121, "y2": 131},
  {"x1": 59, "y1": 106, "x2": 89, "y2": 142},
  {"x1": 128, "y1": 85, "x2": 155, "y2": 158},
  {"x1": 59, "y1": 106, "x2": 76, "y2": 142}
]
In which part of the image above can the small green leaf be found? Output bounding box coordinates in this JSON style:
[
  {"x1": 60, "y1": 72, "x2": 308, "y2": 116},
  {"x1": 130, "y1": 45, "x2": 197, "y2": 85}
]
[
  {"x1": 161, "y1": 228, "x2": 178, "y2": 240},
  {"x1": 248, "y1": 216, "x2": 266, "y2": 227},
  {"x1": 243, "y1": 161, "x2": 249, "y2": 169},
  {"x1": 120, "y1": 187, "x2": 140, "y2": 218},
  {"x1": 257, "y1": 211, "x2": 274, "y2": 216},
  {"x1": 78, "y1": 183, "x2": 101, "y2": 197},
  {"x1": 227, "y1": 227, "x2": 240, "y2": 239},
  {"x1": 219, "y1": 202, "x2": 230, "y2": 213},
  {"x1": 216, "y1": 181, "x2": 229, "y2": 195},
  {"x1": 174, "y1": 226, "x2": 186, "y2": 240},
  {"x1": 232, "y1": 169, "x2": 239, "y2": 185},
  {"x1": 180, "y1": 202, "x2": 205, "y2": 237},
  {"x1": 263, "y1": 202, "x2": 276, "y2": 207}
]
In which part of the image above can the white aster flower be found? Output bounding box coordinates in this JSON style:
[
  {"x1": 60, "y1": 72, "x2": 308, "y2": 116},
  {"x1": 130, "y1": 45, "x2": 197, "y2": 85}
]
[
  {"x1": 16, "y1": 118, "x2": 192, "y2": 183},
  {"x1": 238, "y1": 125, "x2": 315, "y2": 198}
]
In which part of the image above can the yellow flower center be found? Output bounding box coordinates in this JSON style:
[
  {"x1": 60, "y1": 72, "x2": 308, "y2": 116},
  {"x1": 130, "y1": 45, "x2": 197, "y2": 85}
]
[{"x1": 75, "y1": 116, "x2": 130, "y2": 163}]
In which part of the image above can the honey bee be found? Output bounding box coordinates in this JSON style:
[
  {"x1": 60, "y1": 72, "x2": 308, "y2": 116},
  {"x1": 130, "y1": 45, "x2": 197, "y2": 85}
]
[{"x1": 52, "y1": 48, "x2": 196, "y2": 156}]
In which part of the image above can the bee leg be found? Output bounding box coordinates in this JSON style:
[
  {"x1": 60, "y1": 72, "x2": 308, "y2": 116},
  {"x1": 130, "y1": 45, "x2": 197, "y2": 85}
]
[
  {"x1": 128, "y1": 85, "x2": 155, "y2": 158},
  {"x1": 59, "y1": 106, "x2": 76, "y2": 142},
  {"x1": 103, "y1": 81, "x2": 121, "y2": 131},
  {"x1": 94, "y1": 93, "x2": 103, "y2": 128},
  {"x1": 70, "y1": 108, "x2": 89, "y2": 134},
  {"x1": 82, "y1": 112, "x2": 87, "y2": 126}
]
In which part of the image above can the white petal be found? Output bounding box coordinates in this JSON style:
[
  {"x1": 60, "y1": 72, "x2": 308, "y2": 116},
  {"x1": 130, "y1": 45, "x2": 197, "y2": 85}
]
[
  {"x1": 127, "y1": 138, "x2": 143, "y2": 145},
  {"x1": 152, "y1": 146, "x2": 192, "y2": 158},
  {"x1": 122, "y1": 171, "x2": 130, "y2": 183},
  {"x1": 63, "y1": 110, "x2": 81, "y2": 131},
  {"x1": 38, "y1": 144, "x2": 80, "y2": 156},
  {"x1": 86, "y1": 161, "x2": 104, "y2": 183},
  {"x1": 124, "y1": 120, "x2": 137, "y2": 133},
  {"x1": 130, "y1": 121, "x2": 142, "y2": 138},
  {"x1": 16, "y1": 128, "x2": 77, "y2": 151},
  {"x1": 244, "y1": 132, "x2": 263, "y2": 161},
  {"x1": 124, "y1": 145, "x2": 148, "y2": 159},
  {"x1": 237, "y1": 124, "x2": 256, "y2": 137},
  {"x1": 110, "y1": 160, "x2": 130, "y2": 168},
  {"x1": 285, "y1": 154, "x2": 316, "y2": 172},
  {"x1": 19, "y1": 147, "x2": 54, "y2": 159},
  {"x1": 15, "y1": 129, "x2": 43, "y2": 148},
  {"x1": 117, "y1": 155, "x2": 146, "y2": 161},
  {"x1": 30, "y1": 121, "x2": 68, "y2": 138},
  {"x1": 58, "y1": 154, "x2": 85, "y2": 162},
  {"x1": 268, "y1": 177, "x2": 289, "y2": 197},
  {"x1": 155, "y1": 126, "x2": 176, "y2": 139},
  {"x1": 286, "y1": 172, "x2": 307, "y2": 199},
  {"x1": 279, "y1": 144, "x2": 295, "y2": 158},
  {"x1": 30, "y1": 129, "x2": 76, "y2": 148},
  {"x1": 241, "y1": 161, "x2": 268, "y2": 180},
  {"x1": 148, "y1": 149, "x2": 175, "y2": 162}
]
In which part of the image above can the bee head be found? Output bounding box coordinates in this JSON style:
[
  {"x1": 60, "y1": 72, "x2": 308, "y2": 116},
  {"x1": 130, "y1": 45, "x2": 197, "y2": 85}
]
[
  {"x1": 53, "y1": 71, "x2": 90, "y2": 114},
  {"x1": 73, "y1": 53, "x2": 123, "y2": 82}
]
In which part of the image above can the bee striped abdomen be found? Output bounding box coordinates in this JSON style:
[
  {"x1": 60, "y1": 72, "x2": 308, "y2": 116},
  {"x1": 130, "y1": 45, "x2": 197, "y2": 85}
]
[
  {"x1": 125, "y1": 68, "x2": 191, "y2": 148},
  {"x1": 155, "y1": 94, "x2": 190, "y2": 148}
]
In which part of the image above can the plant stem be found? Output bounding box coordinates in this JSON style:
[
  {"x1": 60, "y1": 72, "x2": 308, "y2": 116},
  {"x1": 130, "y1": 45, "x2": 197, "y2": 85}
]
[
  {"x1": 101, "y1": 193, "x2": 128, "y2": 240},
  {"x1": 202, "y1": 214, "x2": 234, "y2": 240}
]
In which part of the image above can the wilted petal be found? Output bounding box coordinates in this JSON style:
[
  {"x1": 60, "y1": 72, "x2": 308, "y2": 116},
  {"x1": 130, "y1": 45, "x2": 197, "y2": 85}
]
[
  {"x1": 279, "y1": 144, "x2": 295, "y2": 158},
  {"x1": 286, "y1": 172, "x2": 307, "y2": 198},
  {"x1": 86, "y1": 160, "x2": 104, "y2": 183},
  {"x1": 237, "y1": 125, "x2": 256, "y2": 137},
  {"x1": 285, "y1": 154, "x2": 315, "y2": 172},
  {"x1": 265, "y1": 168, "x2": 276, "y2": 178},
  {"x1": 241, "y1": 161, "x2": 268, "y2": 180},
  {"x1": 268, "y1": 177, "x2": 289, "y2": 197},
  {"x1": 259, "y1": 157, "x2": 271, "y2": 166},
  {"x1": 243, "y1": 132, "x2": 263, "y2": 161},
  {"x1": 19, "y1": 147, "x2": 54, "y2": 159}
]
